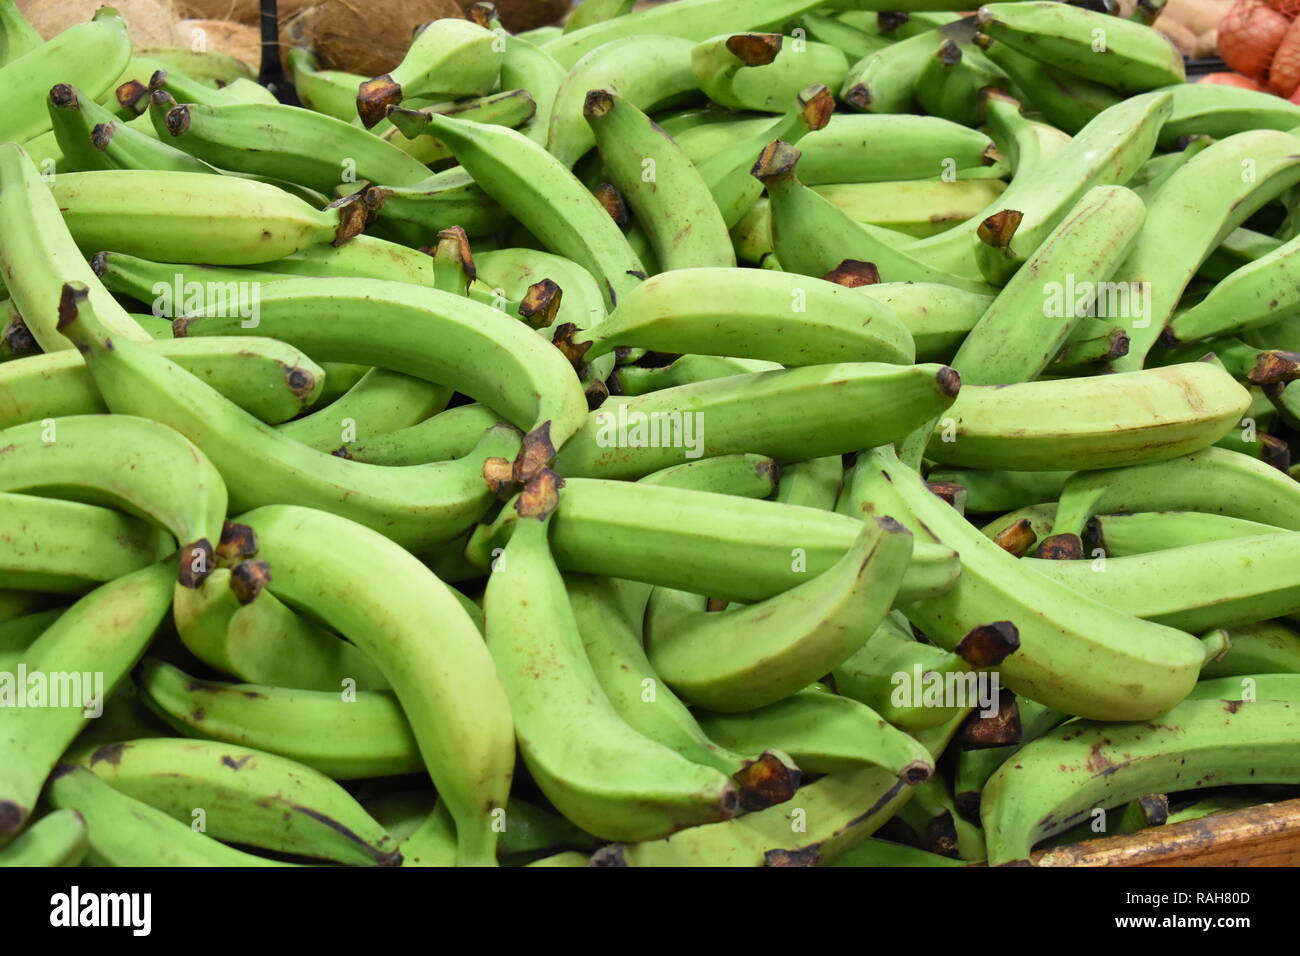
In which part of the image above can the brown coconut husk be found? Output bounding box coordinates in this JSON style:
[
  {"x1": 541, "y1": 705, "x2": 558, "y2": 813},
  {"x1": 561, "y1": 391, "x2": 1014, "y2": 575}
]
[
  {"x1": 19, "y1": 0, "x2": 180, "y2": 46},
  {"x1": 285, "y1": 0, "x2": 463, "y2": 76},
  {"x1": 455, "y1": 0, "x2": 569, "y2": 32},
  {"x1": 173, "y1": 0, "x2": 317, "y2": 23},
  {"x1": 173, "y1": 17, "x2": 263, "y2": 66}
]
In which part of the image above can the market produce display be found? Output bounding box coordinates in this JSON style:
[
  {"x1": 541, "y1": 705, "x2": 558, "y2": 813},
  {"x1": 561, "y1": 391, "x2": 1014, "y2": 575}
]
[{"x1": 3, "y1": 0, "x2": 1300, "y2": 870}]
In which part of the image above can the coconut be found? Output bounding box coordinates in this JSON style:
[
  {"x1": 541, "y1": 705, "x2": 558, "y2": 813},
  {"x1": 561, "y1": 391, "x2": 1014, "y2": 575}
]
[
  {"x1": 173, "y1": 17, "x2": 263, "y2": 66},
  {"x1": 18, "y1": 0, "x2": 179, "y2": 47},
  {"x1": 286, "y1": 0, "x2": 464, "y2": 76},
  {"x1": 173, "y1": 0, "x2": 317, "y2": 23},
  {"x1": 456, "y1": 0, "x2": 569, "y2": 32}
]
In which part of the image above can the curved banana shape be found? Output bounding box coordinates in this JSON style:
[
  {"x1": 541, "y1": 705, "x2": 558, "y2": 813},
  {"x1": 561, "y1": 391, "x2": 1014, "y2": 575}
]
[
  {"x1": 611, "y1": 355, "x2": 781, "y2": 395},
  {"x1": 57, "y1": 282, "x2": 523, "y2": 550},
  {"x1": 1161, "y1": 81, "x2": 1300, "y2": 145},
  {"x1": 851, "y1": 282, "x2": 994, "y2": 362},
  {"x1": 981, "y1": 697, "x2": 1300, "y2": 865},
  {"x1": 0, "y1": 808, "x2": 86, "y2": 867},
  {"x1": 547, "y1": 34, "x2": 696, "y2": 166},
  {"x1": 644, "y1": 517, "x2": 913, "y2": 711},
  {"x1": 339, "y1": 404, "x2": 503, "y2": 466},
  {"x1": 174, "y1": 564, "x2": 390, "y2": 692},
  {"x1": 774, "y1": 455, "x2": 842, "y2": 511},
  {"x1": 926, "y1": 363, "x2": 1250, "y2": 471},
  {"x1": 0, "y1": 414, "x2": 226, "y2": 586},
  {"x1": 136, "y1": 659, "x2": 421, "y2": 780},
  {"x1": 954, "y1": 185, "x2": 1146, "y2": 384},
  {"x1": 415, "y1": 113, "x2": 644, "y2": 309},
  {"x1": 82, "y1": 738, "x2": 399, "y2": 866},
  {"x1": 840, "y1": 24, "x2": 944, "y2": 115},
  {"x1": 0, "y1": 143, "x2": 149, "y2": 351},
  {"x1": 47, "y1": 82, "x2": 214, "y2": 175},
  {"x1": 693, "y1": 33, "x2": 848, "y2": 113},
  {"x1": 585, "y1": 88, "x2": 735, "y2": 271},
  {"x1": 1027, "y1": 532, "x2": 1300, "y2": 633},
  {"x1": 1087, "y1": 510, "x2": 1285, "y2": 557},
  {"x1": 0, "y1": 1, "x2": 41, "y2": 68},
  {"x1": 49, "y1": 171, "x2": 369, "y2": 265},
  {"x1": 484, "y1": 474, "x2": 738, "y2": 841},
  {"x1": 488, "y1": 10, "x2": 565, "y2": 145},
  {"x1": 236, "y1": 504, "x2": 513, "y2": 866},
  {"x1": 1171, "y1": 231, "x2": 1300, "y2": 344},
  {"x1": 554, "y1": 361, "x2": 960, "y2": 479},
  {"x1": 0, "y1": 493, "x2": 170, "y2": 593},
  {"x1": 795, "y1": 112, "x2": 1000, "y2": 184},
  {"x1": 276, "y1": 369, "x2": 449, "y2": 453},
  {"x1": 640, "y1": 453, "x2": 779, "y2": 498},
  {"x1": 1200, "y1": 621, "x2": 1300, "y2": 679},
  {"x1": 846, "y1": 446, "x2": 1206, "y2": 720},
  {"x1": 0, "y1": 562, "x2": 174, "y2": 839},
  {"x1": 0, "y1": 339, "x2": 322, "y2": 428},
  {"x1": 926, "y1": 467, "x2": 1071, "y2": 514},
  {"x1": 581, "y1": 267, "x2": 914, "y2": 366},
  {"x1": 46, "y1": 764, "x2": 291, "y2": 866},
  {"x1": 0, "y1": 7, "x2": 130, "y2": 144},
  {"x1": 979, "y1": 39, "x2": 1120, "y2": 135},
  {"x1": 696, "y1": 686, "x2": 934, "y2": 780}
]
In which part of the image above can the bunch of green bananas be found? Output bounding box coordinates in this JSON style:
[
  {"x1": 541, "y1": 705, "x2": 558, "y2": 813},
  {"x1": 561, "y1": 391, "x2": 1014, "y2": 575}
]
[{"x1": 3, "y1": 0, "x2": 1300, "y2": 871}]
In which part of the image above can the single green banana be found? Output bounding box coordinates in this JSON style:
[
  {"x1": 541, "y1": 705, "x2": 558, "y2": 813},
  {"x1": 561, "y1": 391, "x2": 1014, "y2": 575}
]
[
  {"x1": 0, "y1": 808, "x2": 86, "y2": 867},
  {"x1": 0, "y1": 562, "x2": 174, "y2": 839},
  {"x1": 981, "y1": 697, "x2": 1300, "y2": 865},
  {"x1": 0, "y1": 8, "x2": 131, "y2": 144},
  {"x1": 1161, "y1": 81, "x2": 1300, "y2": 146},
  {"x1": 1027, "y1": 533, "x2": 1300, "y2": 633},
  {"x1": 696, "y1": 687, "x2": 934, "y2": 780},
  {"x1": 1200, "y1": 621, "x2": 1300, "y2": 679},
  {"x1": 844, "y1": 446, "x2": 1207, "y2": 720},
  {"x1": 926, "y1": 468, "x2": 1072, "y2": 514},
  {"x1": 173, "y1": 563, "x2": 389, "y2": 692},
  {"x1": 579, "y1": 267, "x2": 915, "y2": 366},
  {"x1": 914, "y1": 39, "x2": 1006, "y2": 128},
  {"x1": 0, "y1": 337, "x2": 323, "y2": 428},
  {"x1": 639, "y1": 453, "x2": 779, "y2": 498},
  {"x1": 840, "y1": 23, "x2": 945, "y2": 114},
  {"x1": 978, "y1": 34, "x2": 1122, "y2": 134},
  {"x1": 802, "y1": 179, "x2": 1006, "y2": 238},
  {"x1": 773, "y1": 455, "x2": 841, "y2": 511},
  {"x1": 1043, "y1": 446, "x2": 1300, "y2": 555},
  {"x1": 136, "y1": 659, "x2": 421, "y2": 780},
  {"x1": 610, "y1": 354, "x2": 781, "y2": 395},
  {"x1": 0, "y1": 414, "x2": 226, "y2": 586},
  {"x1": 276, "y1": 370, "x2": 450, "y2": 453},
  {"x1": 467, "y1": 478, "x2": 960, "y2": 605},
  {"x1": 954, "y1": 185, "x2": 1146, "y2": 384},
  {"x1": 0, "y1": 0, "x2": 40, "y2": 68},
  {"x1": 46, "y1": 764, "x2": 290, "y2": 866},
  {"x1": 794, "y1": 112, "x2": 1001, "y2": 184},
  {"x1": 82, "y1": 738, "x2": 399, "y2": 866},
  {"x1": 339, "y1": 404, "x2": 504, "y2": 466},
  {"x1": 57, "y1": 281, "x2": 523, "y2": 552},
  {"x1": 1172, "y1": 231, "x2": 1300, "y2": 344},
  {"x1": 0, "y1": 143, "x2": 150, "y2": 351},
  {"x1": 237, "y1": 503, "x2": 513, "y2": 866},
  {"x1": 484, "y1": 474, "x2": 738, "y2": 841},
  {"x1": 0, "y1": 493, "x2": 170, "y2": 594},
  {"x1": 644, "y1": 516, "x2": 913, "y2": 711},
  {"x1": 693, "y1": 33, "x2": 849, "y2": 113},
  {"x1": 926, "y1": 363, "x2": 1250, "y2": 471},
  {"x1": 976, "y1": 1, "x2": 1184, "y2": 91},
  {"x1": 980, "y1": 87, "x2": 1072, "y2": 183},
  {"x1": 0, "y1": 608, "x2": 64, "y2": 669},
  {"x1": 286, "y1": 48, "x2": 366, "y2": 122},
  {"x1": 565, "y1": 0, "x2": 637, "y2": 32},
  {"x1": 553, "y1": 361, "x2": 960, "y2": 479},
  {"x1": 356, "y1": 17, "x2": 502, "y2": 127},
  {"x1": 1109, "y1": 130, "x2": 1300, "y2": 369},
  {"x1": 1087, "y1": 510, "x2": 1286, "y2": 558},
  {"x1": 49, "y1": 170, "x2": 370, "y2": 265}
]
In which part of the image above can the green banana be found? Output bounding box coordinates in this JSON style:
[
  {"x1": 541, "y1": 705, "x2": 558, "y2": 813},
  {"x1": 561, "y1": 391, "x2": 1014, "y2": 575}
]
[
  {"x1": 276, "y1": 369, "x2": 450, "y2": 453},
  {"x1": 840, "y1": 23, "x2": 945, "y2": 114},
  {"x1": 1027, "y1": 533, "x2": 1300, "y2": 633},
  {"x1": 579, "y1": 267, "x2": 915, "y2": 366},
  {"x1": 926, "y1": 468, "x2": 1072, "y2": 513},
  {"x1": 914, "y1": 39, "x2": 1006, "y2": 128},
  {"x1": 49, "y1": 170, "x2": 370, "y2": 265},
  {"x1": 1087, "y1": 510, "x2": 1286, "y2": 557},
  {"x1": 894, "y1": 774, "x2": 986, "y2": 861},
  {"x1": 1171, "y1": 231, "x2": 1300, "y2": 344},
  {"x1": 697, "y1": 687, "x2": 934, "y2": 780},
  {"x1": 418, "y1": 113, "x2": 645, "y2": 309},
  {"x1": 953, "y1": 185, "x2": 1146, "y2": 384},
  {"x1": 1188, "y1": 673, "x2": 1300, "y2": 701},
  {"x1": 173, "y1": 564, "x2": 390, "y2": 692},
  {"x1": 0, "y1": 608, "x2": 63, "y2": 669},
  {"x1": 644, "y1": 516, "x2": 913, "y2": 711},
  {"x1": 57, "y1": 280, "x2": 524, "y2": 551},
  {"x1": 828, "y1": 836, "x2": 966, "y2": 867},
  {"x1": 610, "y1": 354, "x2": 782, "y2": 395},
  {"x1": 804, "y1": 179, "x2": 1006, "y2": 238},
  {"x1": 48, "y1": 82, "x2": 213, "y2": 175},
  {"x1": 693, "y1": 33, "x2": 849, "y2": 113},
  {"x1": 159, "y1": 101, "x2": 433, "y2": 192},
  {"x1": 755, "y1": 140, "x2": 993, "y2": 293},
  {"x1": 338, "y1": 404, "x2": 504, "y2": 466},
  {"x1": 237, "y1": 503, "x2": 513, "y2": 867},
  {"x1": 356, "y1": 17, "x2": 502, "y2": 127},
  {"x1": 0, "y1": 0, "x2": 40, "y2": 68},
  {"x1": 976, "y1": 2, "x2": 1184, "y2": 92},
  {"x1": 137, "y1": 659, "x2": 421, "y2": 781},
  {"x1": 466, "y1": 478, "x2": 960, "y2": 605},
  {"x1": 566, "y1": 0, "x2": 636, "y2": 32},
  {"x1": 795, "y1": 112, "x2": 1001, "y2": 184},
  {"x1": 773, "y1": 455, "x2": 842, "y2": 511},
  {"x1": 0, "y1": 143, "x2": 150, "y2": 351},
  {"x1": 0, "y1": 337, "x2": 323, "y2": 428},
  {"x1": 0, "y1": 414, "x2": 227, "y2": 586},
  {"x1": 639, "y1": 453, "x2": 779, "y2": 498},
  {"x1": 847, "y1": 282, "x2": 994, "y2": 362},
  {"x1": 844, "y1": 446, "x2": 1207, "y2": 720},
  {"x1": 981, "y1": 698, "x2": 1300, "y2": 865},
  {"x1": 552, "y1": 361, "x2": 960, "y2": 479},
  {"x1": 0, "y1": 7, "x2": 131, "y2": 144},
  {"x1": 367, "y1": 170, "x2": 507, "y2": 241},
  {"x1": 286, "y1": 48, "x2": 366, "y2": 122},
  {"x1": 0, "y1": 562, "x2": 174, "y2": 839},
  {"x1": 1161, "y1": 81, "x2": 1300, "y2": 146},
  {"x1": 926, "y1": 363, "x2": 1250, "y2": 471},
  {"x1": 981, "y1": 88, "x2": 1072, "y2": 182},
  {"x1": 1043, "y1": 447, "x2": 1300, "y2": 555},
  {"x1": 484, "y1": 474, "x2": 738, "y2": 841},
  {"x1": 978, "y1": 35, "x2": 1122, "y2": 134},
  {"x1": 798, "y1": 10, "x2": 891, "y2": 60},
  {"x1": 0, "y1": 492, "x2": 170, "y2": 594},
  {"x1": 1200, "y1": 621, "x2": 1300, "y2": 679},
  {"x1": 82, "y1": 738, "x2": 399, "y2": 866},
  {"x1": 46, "y1": 764, "x2": 290, "y2": 866},
  {"x1": 0, "y1": 808, "x2": 86, "y2": 867},
  {"x1": 1109, "y1": 130, "x2": 1300, "y2": 370}
]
